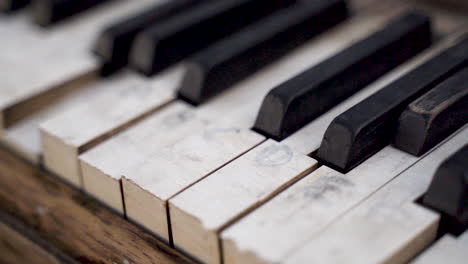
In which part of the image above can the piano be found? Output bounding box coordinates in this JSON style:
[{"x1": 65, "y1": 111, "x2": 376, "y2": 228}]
[{"x1": 0, "y1": 0, "x2": 467, "y2": 263}]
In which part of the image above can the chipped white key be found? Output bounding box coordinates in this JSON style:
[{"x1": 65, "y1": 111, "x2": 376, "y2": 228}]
[
  {"x1": 3, "y1": 71, "x2": 138, "y2": 163},
  {"x1": 170, "y1": 140, "x2": 316, "y2": 264},
  {"x1": 123, "y1": 5, "x2": 420, "y2": 249},
  {"x1": 411, "y1": 232, "x2": 468, "y2": 264},
  {"x1": 40, "y1": 66, "x2": 184, "y2": 186},
  {"x1": 78, "y1": 1, "x2": 399, "y2": 241},
  {"x1": 281, "y1": 127, "x2": 467, "y2": 264}
]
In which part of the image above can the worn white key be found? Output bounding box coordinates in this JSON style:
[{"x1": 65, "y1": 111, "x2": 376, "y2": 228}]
[
  {"x1": 167, "y1": 9, "x2": 468, "y2": 264},
  {"x1": 79, "y1": 2, "x2": 394, "y2": 241},
  {"x1": 170, "y1": 140, "x2": 317, "y2": 264},
  {"x1": 0, "y1": 0, "x2": 161, "y2": 162},
  {"x1": 281, "y1": 127, "x2": 467, "y2": 264},
  {"x1": 2, "y1": 72, "x2": 135, "y2": 163},
  {"x1": 41, "y1": 66, "x2": 184, "y2": 186},
  {"x1": 125, "y1": 5, "x2": 419, "y2": 249},
  {"x1": 222, "y1": 126, "x2": 467, "y2": 264},
  {"x1": 0, "y1": 0, "x2": 157, "y2": 128},
  {"x1": 411, "y1": 232, "x2": 468, "y2": 264}
]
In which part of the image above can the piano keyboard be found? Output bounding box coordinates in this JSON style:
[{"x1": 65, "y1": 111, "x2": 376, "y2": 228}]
[{"x1": 0, "y1": 0, "x2": 467, "y2": 263}]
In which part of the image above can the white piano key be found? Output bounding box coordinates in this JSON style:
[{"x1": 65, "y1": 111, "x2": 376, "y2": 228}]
[
  {"x1": 0, "y1": 0, "x2": 157, "y2": 129},
  {"x1": 79, "y1": 2, "x2": 401, "y2": 242},
  {"x1": 41, "y1": 66, "x2": 184, "y2": 186},
  {"x1": 169, "y1": 8, "x2": 468, "y2": 262},
  {"x1": 169, "y1": 140, "x2": 317, "y2": 264},
  {"x1": 411, "y1": 232, "x2": 468, "y2": 264},
  {"x1": 282, "y1": 126, "x2": 467, "y2": 264}
]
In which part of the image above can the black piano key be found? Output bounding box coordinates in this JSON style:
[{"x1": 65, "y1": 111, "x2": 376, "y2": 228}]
[
  {"x1": 0, "y1": 0, "x2": 30, "y2": 12},
  {"x1": 254, "y1": 12, "x2": 432, "y2": 140},
  {"x1": 33, "y1": 0, "x2": 110, "y2": 26},
  {"x1": 394, "y1": 67, "x2": 468, "y2": 156},
  {"x1": 94, "y1": 0, "x2": 203, "y2": 72},
  {"x1": 316, "y1": 36, "x2": 468, "y2": 171},
  {"x1": 423, "y1": 144, "x2": 468, "y2": 226},
  {"x1": 178, "y1": 0, "x2": 348, "y2": 105},
  {"x1": 130, "y1": 0, "x2": 296, "y2": 76}
]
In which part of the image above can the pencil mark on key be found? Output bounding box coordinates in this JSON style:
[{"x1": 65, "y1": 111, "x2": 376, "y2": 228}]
[
  {"x1": 256, "y1": 145, "x2": 293, "y2": 167},
  {"x1": 119, "y1": 84, "x2": 153, "y2": 99},
  {"x1": 163, "y1": 110, "x2": 195, "y2": 128},
  {"x1": 203, "y1": 127, "x2": 241, "y2": 141},
  {"x1": 304, "y1": 175, "x2": 354, "y2": 201}
]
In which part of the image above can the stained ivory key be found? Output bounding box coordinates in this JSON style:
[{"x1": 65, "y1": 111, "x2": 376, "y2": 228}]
[
  {"x1": 41, "y1": 66, "x2": 185, "y2": 186},
  {"x1": 168, "y1": 13, "x2": 468, "y2": 264},
  {"x1": 80, "y1": 3, "x2": 401, "y2": 242},
  {"x1": 282, "y1": 126, "x2": 467, "y2": 264},
  {"x1": 0, "y1": 0, "x2": 156, "y2": 159}
]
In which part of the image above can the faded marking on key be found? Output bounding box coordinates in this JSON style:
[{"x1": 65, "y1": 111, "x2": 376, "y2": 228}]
[
  {"x1": 203, "y1": 127, "x2": 241, "y2": 141},
  {"x1": 256, "y1": 145, "x2": 293, "y2": 167},
  {"x1": 303, "y1": 175, "x2": 354, "y2": 201},
  {"x1": 162, "y1": 109, "x2": 196, "y2": 128}
]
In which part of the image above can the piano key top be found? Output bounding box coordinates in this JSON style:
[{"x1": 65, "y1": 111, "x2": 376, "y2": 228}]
[
  {"x1": 223, "y1": 129, "x2": 468, "y2": 264},
  {"x1": 170, "y1": 140, "x2": 317, "y2": 264},
  {"x1": 394, "y1": 67, "x2": 468, "y2": 156},
  {"x1": 281, "y1": 126, "x2": 468, "y2": 264},
  {"x1": 177, "y1": 0, "x2": 348, "y2": 105},
  {"x1": 317, "y1": 35, "x2": 468, "y2": 171},
  {"x1": 94, "y1": 0, "x2": 203, "y2": 71},
  {"x1": 78, "y1": 1, "x2": 403, "y2": 225},
  {"x1": 422, "y1": 144, "x2": 468, "y2": 226},
  {"x1": 0, "y1": 0, "x2": 30, "y2": 12},
  {"x1": 254, "y1": 11, "x2": 432, "y2": 140},
  {"x1": 0, "y1": 0, "x2": 157, "y2": 163},
  {"x1": 33, "y1": 0, "x2": 111, "y2": 26},
  {"x1": 130, "y1": 0, "x2": 297, "y2": 76}
]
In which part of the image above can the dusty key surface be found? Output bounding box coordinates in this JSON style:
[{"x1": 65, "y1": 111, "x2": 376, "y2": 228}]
[
  {"x1": 116, "y1": 3, "x2": 409, "y2": 245},
  {"x1": 223, "y1": 28, "x2": 468, "y2": 263},
  {"x1": 41, "y1": 66, "x2": 185, "y2": 186},
  {"x1": 169, "y1": 140, "x2": 316, "y2": 264},
  {"x1": 282, "y1": 126, "x2": 467, "y2": 264},
  {"x1": 0, "y1": 0, "x2": 156, "y2": 129},
  {"x1": 168, "y1": 5, "x2": 468, "y2": 262}
]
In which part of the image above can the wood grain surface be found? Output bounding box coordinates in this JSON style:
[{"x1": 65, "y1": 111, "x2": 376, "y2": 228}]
[{"x1": 0, "y1": 144, "x2": 194, "y2": 264}]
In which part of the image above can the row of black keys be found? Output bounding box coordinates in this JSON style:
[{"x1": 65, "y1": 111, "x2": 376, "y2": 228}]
[{"x1": 3, "y1": 0, "x2": 467, "y2": 233}]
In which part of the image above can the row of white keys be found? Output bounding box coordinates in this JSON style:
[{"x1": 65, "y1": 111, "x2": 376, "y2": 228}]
[
  {"x1": 411, "y1": 231, "x2": 468, "y2": 264},
  {"x1": 282, "y1": 126, "x2": 468, "y2": 264},
  {"x1": 222, "y1": 121, "x2": 467, "y2": 264},
  {"x1": 77, "y1": 0, "x2": 395, "y2": 243},
  {"x1": 169, "y1": 9, "x2": 468, "y2": 264},
  {"x1": 40, "y1": 66, "x2": 184, "y2": 185},
  {"x1": 0, "y1": 0, "x2": 162, "y2": 162}
]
